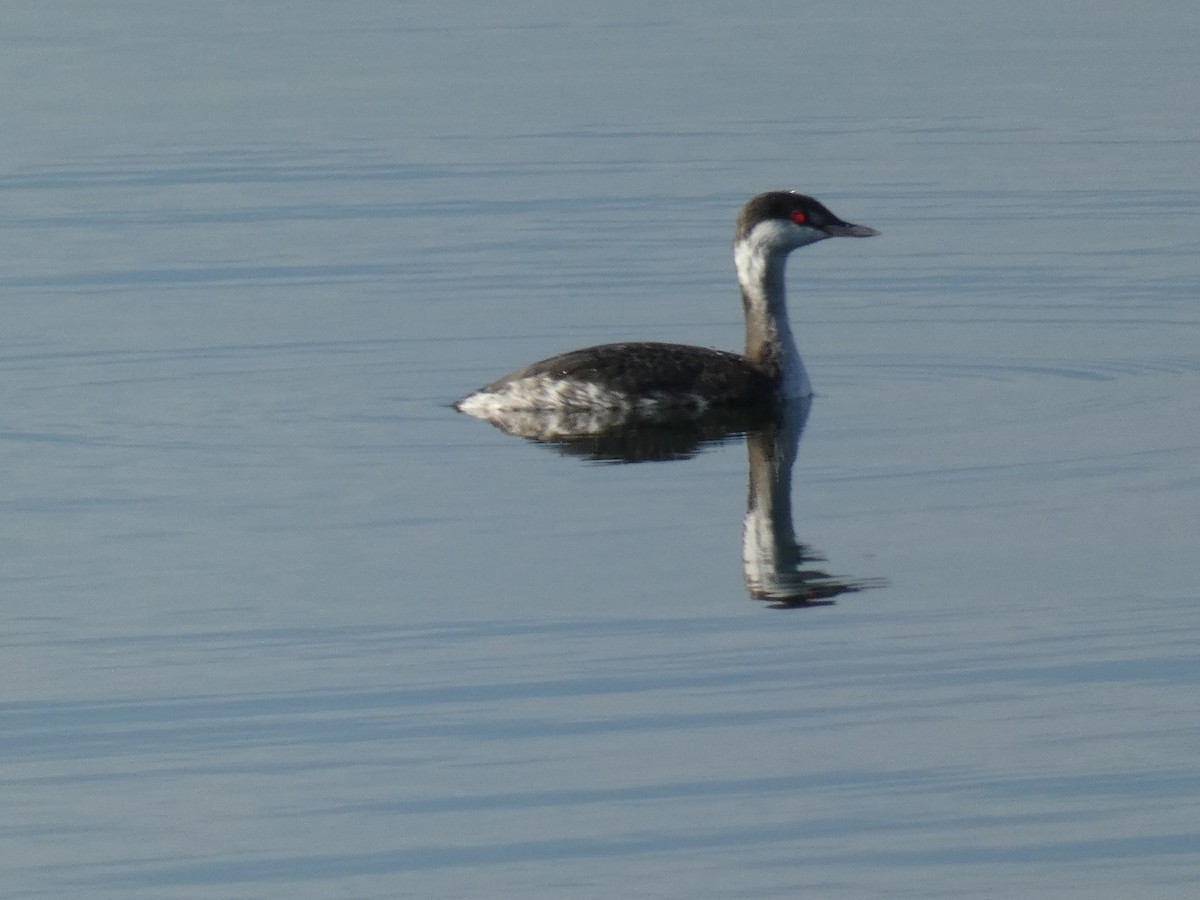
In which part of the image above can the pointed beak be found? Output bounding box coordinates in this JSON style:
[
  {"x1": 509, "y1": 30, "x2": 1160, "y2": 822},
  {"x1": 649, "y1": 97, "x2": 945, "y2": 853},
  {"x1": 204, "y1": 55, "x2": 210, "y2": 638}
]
[{"x1": 823, "y1": 221, "x2": 880, "y2": 238}]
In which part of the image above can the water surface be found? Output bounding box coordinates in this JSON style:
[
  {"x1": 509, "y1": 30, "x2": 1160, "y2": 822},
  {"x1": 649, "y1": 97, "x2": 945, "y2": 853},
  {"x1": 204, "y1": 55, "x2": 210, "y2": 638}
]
[{"x1": 2, "y1": 2, "x2": 1198, "y2": 898}]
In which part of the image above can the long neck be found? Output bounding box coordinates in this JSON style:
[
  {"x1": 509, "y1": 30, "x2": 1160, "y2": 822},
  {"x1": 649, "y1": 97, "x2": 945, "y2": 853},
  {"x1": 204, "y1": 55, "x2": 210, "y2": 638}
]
[{"x1": 735, "y1": 239, "x2": 811, "y2": 398}]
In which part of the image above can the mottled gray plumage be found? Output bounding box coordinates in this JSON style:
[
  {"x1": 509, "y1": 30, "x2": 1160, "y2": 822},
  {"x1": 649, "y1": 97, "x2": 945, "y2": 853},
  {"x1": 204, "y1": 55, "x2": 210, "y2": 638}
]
[
  {"x1": 472, "y1": 341, "x2": 775, "y2": 409},
  {"x1": 456, "y1": 191, "x2": 877, "y2": 416}
]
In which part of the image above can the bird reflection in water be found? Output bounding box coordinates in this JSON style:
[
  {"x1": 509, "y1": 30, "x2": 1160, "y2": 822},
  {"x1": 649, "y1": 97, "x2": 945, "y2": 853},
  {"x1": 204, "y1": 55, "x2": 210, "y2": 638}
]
[{"x1": 458, "y1": 398, "x2": 885, "y2": 608}]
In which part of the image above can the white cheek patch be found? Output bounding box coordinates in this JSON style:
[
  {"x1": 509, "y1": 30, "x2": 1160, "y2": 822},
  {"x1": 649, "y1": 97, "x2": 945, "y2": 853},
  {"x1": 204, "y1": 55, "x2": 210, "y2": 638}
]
[{"x1": 734, "y1": 221, "x2": 825, "y2": 305}]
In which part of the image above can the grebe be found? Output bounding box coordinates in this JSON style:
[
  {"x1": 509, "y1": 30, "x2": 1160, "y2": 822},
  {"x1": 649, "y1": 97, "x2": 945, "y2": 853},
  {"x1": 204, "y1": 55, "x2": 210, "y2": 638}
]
[{"x1": 455, "y1": 191, "x2": 877, "y2": 417}]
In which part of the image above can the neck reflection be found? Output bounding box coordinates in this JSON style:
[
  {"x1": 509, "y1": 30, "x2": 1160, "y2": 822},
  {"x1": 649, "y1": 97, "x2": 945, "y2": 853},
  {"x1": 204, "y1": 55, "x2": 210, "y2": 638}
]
[{"x1": 458, "y1": 397, "x2": 886, "y2": 608}]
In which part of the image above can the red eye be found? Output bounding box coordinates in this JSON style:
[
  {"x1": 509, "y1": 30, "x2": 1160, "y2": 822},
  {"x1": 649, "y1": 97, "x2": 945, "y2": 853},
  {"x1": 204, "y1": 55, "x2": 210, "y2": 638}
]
[{"x1": 790, "y1": 211, "x2": 807, "y2": 224}]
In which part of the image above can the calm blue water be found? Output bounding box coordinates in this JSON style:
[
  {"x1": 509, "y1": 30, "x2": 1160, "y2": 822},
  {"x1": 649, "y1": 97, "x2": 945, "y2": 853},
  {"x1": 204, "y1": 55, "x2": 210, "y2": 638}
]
[{"x1": 3, "y1": 2, "x2": 1198, "y2": 897}]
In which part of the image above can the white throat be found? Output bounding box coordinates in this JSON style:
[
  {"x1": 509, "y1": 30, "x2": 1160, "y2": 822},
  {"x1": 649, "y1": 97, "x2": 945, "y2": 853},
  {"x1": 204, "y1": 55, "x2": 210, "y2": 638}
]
[{"x1": 734, "y1": 221, "x2": 823, "y2": 398}]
